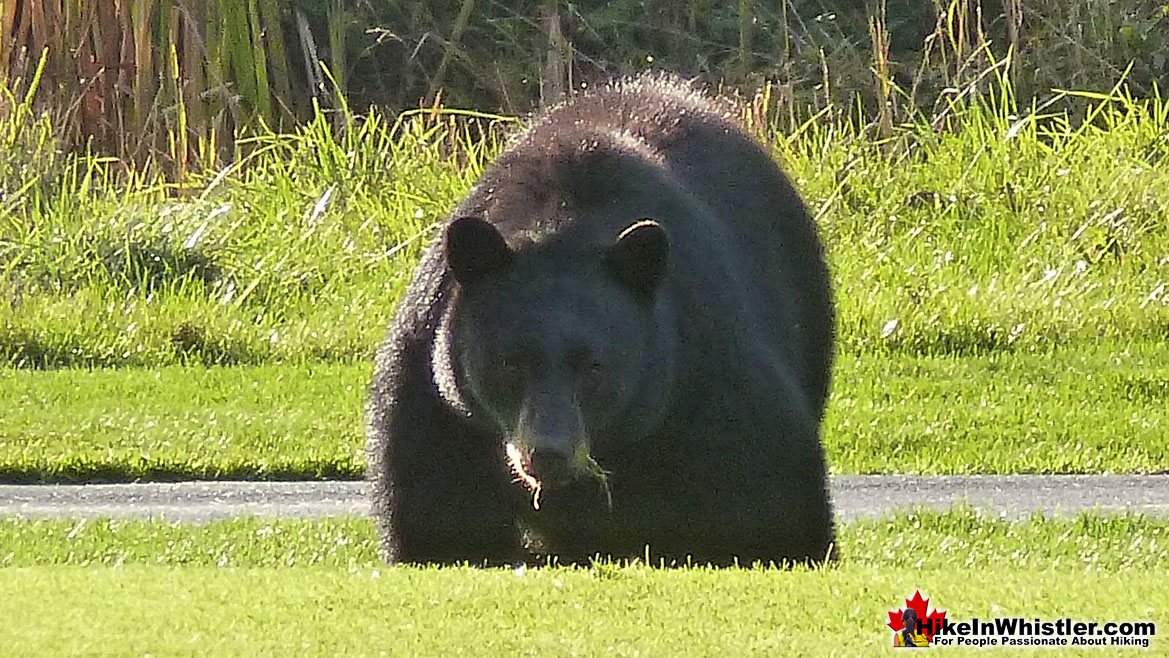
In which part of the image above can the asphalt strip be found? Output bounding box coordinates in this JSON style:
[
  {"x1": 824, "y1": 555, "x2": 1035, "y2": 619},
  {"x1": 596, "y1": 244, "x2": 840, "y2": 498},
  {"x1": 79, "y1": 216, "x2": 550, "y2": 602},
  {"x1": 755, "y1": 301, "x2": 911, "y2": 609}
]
[{"x1": 1, "y1": 475, "x2": 1167, "y2": 523}]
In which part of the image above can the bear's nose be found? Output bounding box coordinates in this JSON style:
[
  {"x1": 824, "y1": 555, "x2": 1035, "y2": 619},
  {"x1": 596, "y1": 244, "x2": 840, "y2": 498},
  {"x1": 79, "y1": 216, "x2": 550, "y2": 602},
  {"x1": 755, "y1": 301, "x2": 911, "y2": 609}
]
[{"x1": 529, "y1": 448, "x2": 573, "y2": 486}]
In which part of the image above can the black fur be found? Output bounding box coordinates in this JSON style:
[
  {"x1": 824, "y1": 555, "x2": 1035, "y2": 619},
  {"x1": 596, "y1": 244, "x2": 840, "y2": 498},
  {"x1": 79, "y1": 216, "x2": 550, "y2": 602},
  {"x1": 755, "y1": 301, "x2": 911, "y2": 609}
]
[{"x1": 366, "y1": 73, "x2": 836, "y2": 567}]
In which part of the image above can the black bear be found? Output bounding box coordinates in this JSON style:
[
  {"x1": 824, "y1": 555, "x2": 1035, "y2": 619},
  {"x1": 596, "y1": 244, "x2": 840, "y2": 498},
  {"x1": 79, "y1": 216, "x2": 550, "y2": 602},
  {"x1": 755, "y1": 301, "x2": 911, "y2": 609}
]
[{"x1": 367, "y1": 73, "x2": 835, "y2": 567}]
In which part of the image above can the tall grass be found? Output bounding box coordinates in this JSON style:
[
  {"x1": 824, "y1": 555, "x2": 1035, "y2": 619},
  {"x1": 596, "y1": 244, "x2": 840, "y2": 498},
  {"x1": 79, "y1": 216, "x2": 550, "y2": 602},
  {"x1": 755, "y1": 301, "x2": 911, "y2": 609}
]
[
  {"x1": 0, "y1": 76, "x2": 517, "y2": 366},
  {"x1": 771, "y1": 75, "x2": 1169, "y2": 354},
  {"x1": 0, "y1": 0, "x2": 349, "y2": 174},
  {"x1": 0, "y1": 70, "x2": 1166, "y2": 368}
]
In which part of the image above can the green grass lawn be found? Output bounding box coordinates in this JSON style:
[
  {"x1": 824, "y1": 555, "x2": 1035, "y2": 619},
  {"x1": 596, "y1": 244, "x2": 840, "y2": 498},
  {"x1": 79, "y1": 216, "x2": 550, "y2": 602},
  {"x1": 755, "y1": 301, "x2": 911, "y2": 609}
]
[
  {"x1": 4, "y1": 509, "x2": 1168, "y2": 570},
  {"x1": 1, "y1": 511, "x2": 1165, "y2": 656},
  {"x1": 2, "y1": 342, "x2": 1166, "y2": 481},
  {"x1": 3, "y1": 565, "x2": 1162, "y2": 656},
  {"x1": 3, "y1": 74, "x2": 1167, "y2": 485},
  {"x1": 0, "y1": 363, "x2": 368, "y2": 481}
]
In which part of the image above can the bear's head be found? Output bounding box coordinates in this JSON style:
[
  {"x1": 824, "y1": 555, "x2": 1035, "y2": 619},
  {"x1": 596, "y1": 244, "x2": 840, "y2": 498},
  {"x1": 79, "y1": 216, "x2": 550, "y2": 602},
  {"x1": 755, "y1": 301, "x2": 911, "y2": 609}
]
[{"x1": 443, "y1": 216, "x2": 672, "y2": 503}]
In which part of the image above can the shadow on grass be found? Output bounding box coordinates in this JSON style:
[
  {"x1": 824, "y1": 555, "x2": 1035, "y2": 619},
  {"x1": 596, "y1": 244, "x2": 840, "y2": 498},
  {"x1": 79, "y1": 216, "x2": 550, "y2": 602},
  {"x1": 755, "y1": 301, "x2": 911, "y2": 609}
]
[{"x1": 0, "y1": 463, "x2": 366, "y2": 485}]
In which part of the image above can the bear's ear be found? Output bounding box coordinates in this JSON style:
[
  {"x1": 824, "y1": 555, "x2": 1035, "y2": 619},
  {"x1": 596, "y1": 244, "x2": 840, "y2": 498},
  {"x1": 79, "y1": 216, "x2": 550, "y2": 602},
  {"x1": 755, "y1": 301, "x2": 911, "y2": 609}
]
[
  {"x1": 606, "y1": 220, "x2": 669, "y2": 299},
  {"x1": 446, "y1": 216, "x2": 513, "y2": 286}
]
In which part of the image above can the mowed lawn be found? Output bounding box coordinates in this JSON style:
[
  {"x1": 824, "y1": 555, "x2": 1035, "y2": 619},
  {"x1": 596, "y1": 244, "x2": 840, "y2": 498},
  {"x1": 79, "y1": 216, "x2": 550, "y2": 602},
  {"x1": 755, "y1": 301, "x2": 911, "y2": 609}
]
[
  {"x1": 3, "y1": 565, "x2": 1162, "y2": 656},
  {"x1": 1, "y1": 342, "x2": 1167, "y2": 481},
  {"x1": 0, "y1": 512, "x2": 1166, "y2": 656}
]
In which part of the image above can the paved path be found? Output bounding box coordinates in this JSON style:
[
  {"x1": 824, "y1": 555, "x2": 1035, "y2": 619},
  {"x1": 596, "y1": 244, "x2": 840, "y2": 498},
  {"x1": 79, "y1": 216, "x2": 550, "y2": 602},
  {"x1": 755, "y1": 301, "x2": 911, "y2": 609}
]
[{"x1": 2, "y1": 475, "x2": 1167, "y2": 522}]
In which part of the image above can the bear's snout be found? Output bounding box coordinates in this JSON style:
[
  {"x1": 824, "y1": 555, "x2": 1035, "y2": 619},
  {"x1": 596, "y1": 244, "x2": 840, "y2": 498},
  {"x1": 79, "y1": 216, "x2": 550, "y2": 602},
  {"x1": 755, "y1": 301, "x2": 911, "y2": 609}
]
[
  {"x1": 505, "y1": 439, "x2": 614, "y2": 511},
  {"x1": 505, "y1": 440, "x2": 583, "y2": 490},
  {"x1": 529, "y1": 448, "x2": 574, "y2": 486}
]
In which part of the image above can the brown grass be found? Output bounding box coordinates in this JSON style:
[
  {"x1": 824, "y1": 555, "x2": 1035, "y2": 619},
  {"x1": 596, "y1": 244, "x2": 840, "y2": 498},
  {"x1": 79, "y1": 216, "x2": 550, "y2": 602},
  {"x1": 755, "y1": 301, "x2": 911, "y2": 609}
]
[
  {"x1": 3, "y1": 1, "x2": 1165, "y2": 170},
  {"x1": 0, "y1": 0, "x2": 333, "y2": 177}
]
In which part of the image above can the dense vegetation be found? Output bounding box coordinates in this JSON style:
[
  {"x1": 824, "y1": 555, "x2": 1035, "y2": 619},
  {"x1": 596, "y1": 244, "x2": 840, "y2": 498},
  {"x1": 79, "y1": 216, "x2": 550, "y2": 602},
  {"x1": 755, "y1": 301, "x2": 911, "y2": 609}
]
[{"x1": 3, "y1": 0, "x2": 1168, "y2": 168}]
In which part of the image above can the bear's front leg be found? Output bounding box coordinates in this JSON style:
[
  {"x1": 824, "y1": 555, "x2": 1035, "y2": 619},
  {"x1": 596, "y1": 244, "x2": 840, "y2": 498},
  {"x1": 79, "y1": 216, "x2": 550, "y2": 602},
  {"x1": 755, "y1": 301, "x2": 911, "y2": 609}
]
[
  {"x1": 368, "y1": 337, "x2": 522, "y2": 566},
  {"x1": 639, "y1": 368, "x2": 835, "y2": 567},
  {"x1": 691, "y1": 396, "x2": 836, "y2": 567}
]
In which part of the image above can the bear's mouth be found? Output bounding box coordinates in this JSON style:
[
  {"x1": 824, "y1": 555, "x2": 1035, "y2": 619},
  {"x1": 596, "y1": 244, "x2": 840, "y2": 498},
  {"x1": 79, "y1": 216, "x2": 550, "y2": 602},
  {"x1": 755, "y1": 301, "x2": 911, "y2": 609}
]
[{"x1": 505, "y1": 441, "x2": 613, "y2": 511}]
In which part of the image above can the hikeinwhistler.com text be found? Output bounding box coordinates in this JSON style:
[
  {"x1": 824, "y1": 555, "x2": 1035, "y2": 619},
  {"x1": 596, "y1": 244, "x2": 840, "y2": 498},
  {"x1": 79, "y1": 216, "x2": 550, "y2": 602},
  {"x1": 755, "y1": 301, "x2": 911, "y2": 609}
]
[{"x1": 921, "y1": 617, "x2": 1156, "y2": 648}]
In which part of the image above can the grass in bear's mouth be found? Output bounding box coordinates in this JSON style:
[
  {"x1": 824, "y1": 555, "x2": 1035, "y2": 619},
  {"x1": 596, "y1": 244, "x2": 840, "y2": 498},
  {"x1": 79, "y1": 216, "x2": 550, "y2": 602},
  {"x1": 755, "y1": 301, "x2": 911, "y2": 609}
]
[{"x1": 579, "y1": 454, "x2": 614, "y2": 509}]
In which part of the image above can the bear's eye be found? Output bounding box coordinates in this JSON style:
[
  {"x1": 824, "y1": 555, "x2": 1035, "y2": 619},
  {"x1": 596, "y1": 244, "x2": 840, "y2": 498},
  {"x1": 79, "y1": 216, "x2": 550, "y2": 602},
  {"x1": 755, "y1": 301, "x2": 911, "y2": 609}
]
[
  {"x1": 499, "y1": 356, "x2": 522, "y2": 375},
  {"x1": 495, "y1": 350, "x2": 525, "y2": 378},
  {"x1": 494, "y1": 342, "x2": 541, "y2": 380}
]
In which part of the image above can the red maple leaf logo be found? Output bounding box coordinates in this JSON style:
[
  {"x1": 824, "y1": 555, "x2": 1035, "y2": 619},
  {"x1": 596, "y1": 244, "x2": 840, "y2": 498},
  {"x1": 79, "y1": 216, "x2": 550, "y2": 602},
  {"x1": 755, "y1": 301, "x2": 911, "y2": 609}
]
[{"x1": 887, "y1": 590, "x2": 948, "y2": 642}]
